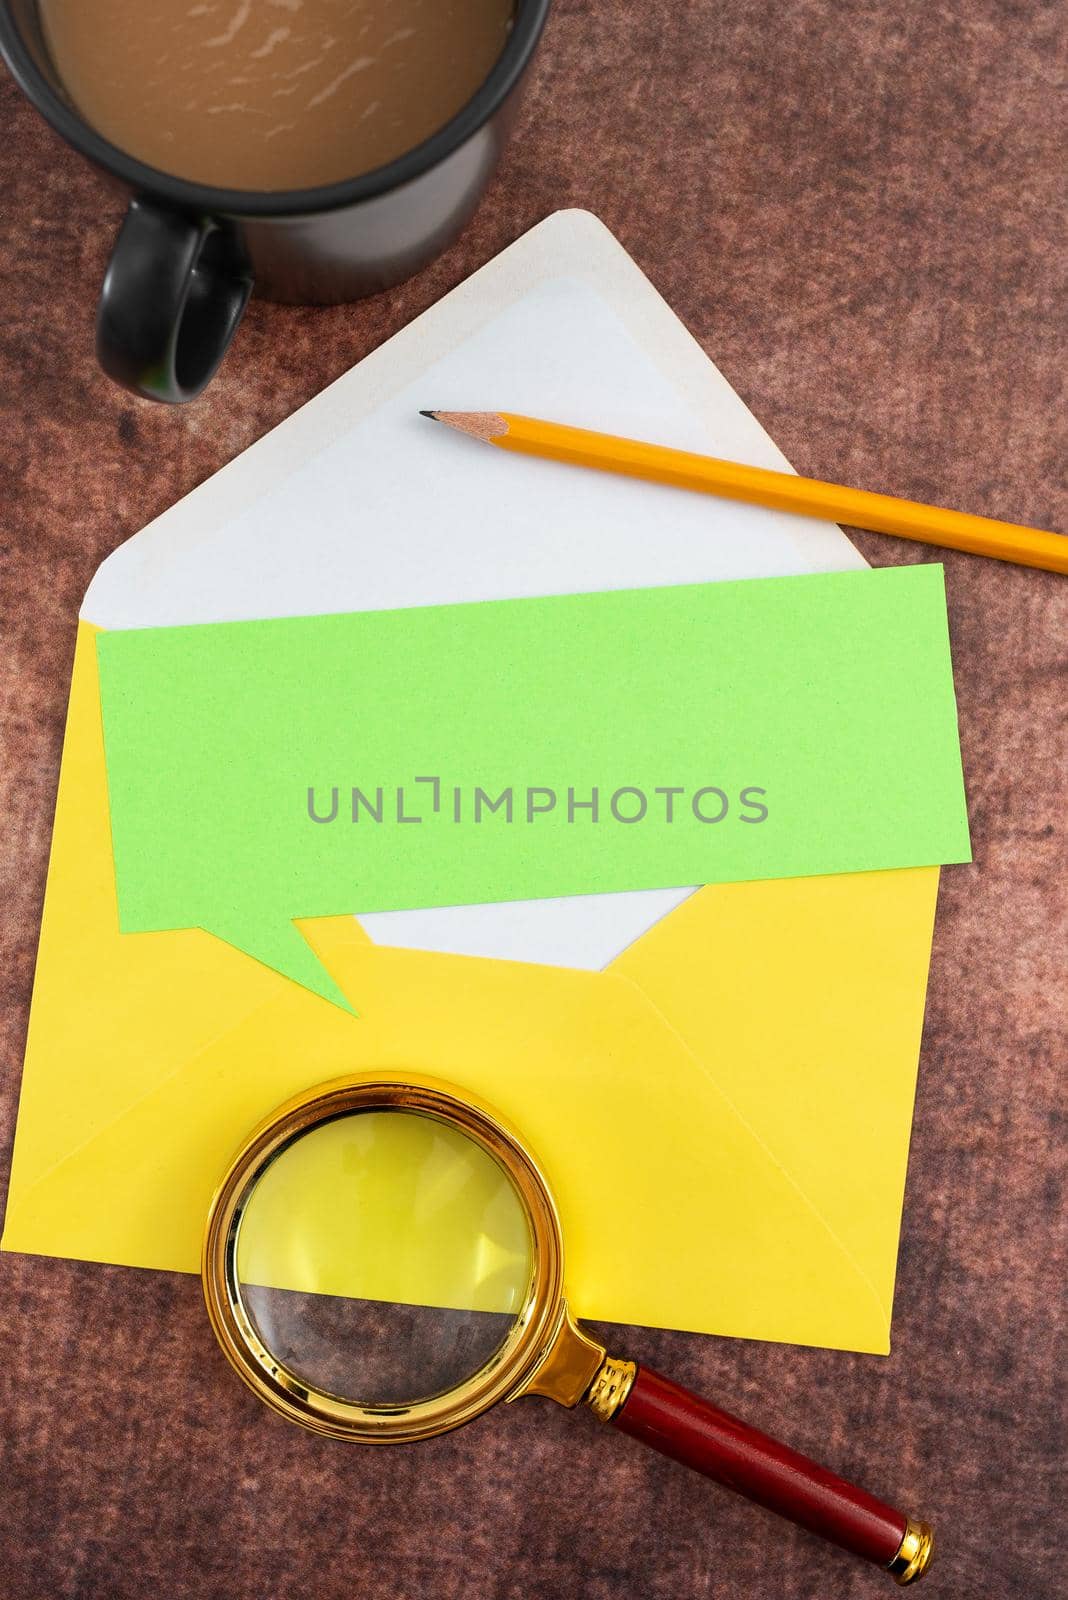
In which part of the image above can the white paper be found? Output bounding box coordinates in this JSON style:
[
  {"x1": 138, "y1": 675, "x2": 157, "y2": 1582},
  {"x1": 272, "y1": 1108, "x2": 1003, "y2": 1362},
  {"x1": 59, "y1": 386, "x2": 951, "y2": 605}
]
[{"x1": 84, "y1": 209, "x2": 866, "y2": 970}]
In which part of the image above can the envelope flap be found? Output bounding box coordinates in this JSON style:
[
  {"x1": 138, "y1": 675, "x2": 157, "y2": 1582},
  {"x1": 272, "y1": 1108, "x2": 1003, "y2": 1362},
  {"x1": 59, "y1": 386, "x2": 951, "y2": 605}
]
[{"x1": 79, "y1": 207, "x2": 867, "y2": 976}]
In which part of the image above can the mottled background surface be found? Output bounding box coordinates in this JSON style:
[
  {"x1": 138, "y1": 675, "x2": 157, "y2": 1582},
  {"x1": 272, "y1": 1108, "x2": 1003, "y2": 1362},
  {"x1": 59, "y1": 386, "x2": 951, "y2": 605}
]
[{"x1": 1, "y1": 1, "x2": 1065, "y2": 1596}]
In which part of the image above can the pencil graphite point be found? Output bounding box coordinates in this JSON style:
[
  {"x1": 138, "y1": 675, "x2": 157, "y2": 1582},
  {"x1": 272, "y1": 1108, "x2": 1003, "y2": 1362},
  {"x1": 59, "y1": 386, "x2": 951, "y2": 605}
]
[{"x1": 418, "y1": 411, "x2": 509, "y2": 442}]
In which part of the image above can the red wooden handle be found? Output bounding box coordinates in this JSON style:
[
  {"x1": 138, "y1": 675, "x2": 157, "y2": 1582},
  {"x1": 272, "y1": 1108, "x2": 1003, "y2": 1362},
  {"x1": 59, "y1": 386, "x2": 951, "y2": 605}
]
[{"x1": 613, "y1": 1365, "x2": 907, "y2": 1566}]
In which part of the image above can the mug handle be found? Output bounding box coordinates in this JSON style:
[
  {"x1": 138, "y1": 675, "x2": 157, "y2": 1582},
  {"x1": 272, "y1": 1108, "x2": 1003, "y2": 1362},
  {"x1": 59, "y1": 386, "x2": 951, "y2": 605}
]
[{"x1": 96, "y1": 197, "x2": 253, "y2": 403}]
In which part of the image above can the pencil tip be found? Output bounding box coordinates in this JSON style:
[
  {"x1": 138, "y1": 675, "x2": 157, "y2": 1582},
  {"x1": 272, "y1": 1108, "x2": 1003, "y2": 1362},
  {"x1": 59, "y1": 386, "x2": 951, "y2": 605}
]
[{"x1": 417, "y1": 411, "x2": 507, "y2": 442}]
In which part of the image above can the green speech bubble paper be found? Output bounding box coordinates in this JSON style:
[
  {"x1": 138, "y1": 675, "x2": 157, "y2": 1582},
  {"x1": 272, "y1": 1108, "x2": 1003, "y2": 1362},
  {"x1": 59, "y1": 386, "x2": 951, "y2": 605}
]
[{"x1": 96, "y1": 566, "x2": 970, "y2": 1011}]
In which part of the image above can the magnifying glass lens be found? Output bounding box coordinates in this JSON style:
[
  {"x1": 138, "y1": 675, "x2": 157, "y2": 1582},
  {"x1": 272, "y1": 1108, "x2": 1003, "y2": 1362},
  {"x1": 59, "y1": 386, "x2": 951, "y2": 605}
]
[{"x1": 233, "y1": 1109, "x2": 534, "y2": 1408}]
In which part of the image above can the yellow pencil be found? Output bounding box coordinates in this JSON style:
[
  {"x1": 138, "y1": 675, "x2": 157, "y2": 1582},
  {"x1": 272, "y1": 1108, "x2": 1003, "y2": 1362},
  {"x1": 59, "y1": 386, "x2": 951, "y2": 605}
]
[{"x1": 420, "y1": 410, "x2": 1068, "y2": 575}]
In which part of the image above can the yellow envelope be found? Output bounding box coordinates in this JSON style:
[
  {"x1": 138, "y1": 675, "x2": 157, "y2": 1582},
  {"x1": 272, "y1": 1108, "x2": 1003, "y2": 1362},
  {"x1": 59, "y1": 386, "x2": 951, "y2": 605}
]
[
  {"x1": 3, "y1": 622, "x2": 937, "y2": 1352},
  {"x1": 2, "y1": 214, "x2": 941, "y2": 1354}
]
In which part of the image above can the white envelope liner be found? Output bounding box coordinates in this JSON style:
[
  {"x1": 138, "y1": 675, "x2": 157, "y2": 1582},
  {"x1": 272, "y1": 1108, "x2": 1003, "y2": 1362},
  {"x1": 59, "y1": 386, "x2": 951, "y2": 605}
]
[{"x1": 84, "y1": 211, "x2": 865, "y2": 969}]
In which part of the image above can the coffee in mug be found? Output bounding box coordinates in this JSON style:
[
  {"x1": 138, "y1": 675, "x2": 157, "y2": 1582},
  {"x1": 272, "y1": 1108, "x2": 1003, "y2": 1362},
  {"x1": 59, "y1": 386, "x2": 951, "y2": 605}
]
[{"x1": 38, "y1": 0, "x2": 516, "y2": 190}]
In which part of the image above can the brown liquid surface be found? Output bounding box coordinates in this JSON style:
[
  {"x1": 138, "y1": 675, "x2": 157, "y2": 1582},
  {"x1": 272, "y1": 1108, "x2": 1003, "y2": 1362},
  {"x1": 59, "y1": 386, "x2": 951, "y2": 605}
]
[{"x1": 39, "y1": 0, "x2": 515, "y2": 191}]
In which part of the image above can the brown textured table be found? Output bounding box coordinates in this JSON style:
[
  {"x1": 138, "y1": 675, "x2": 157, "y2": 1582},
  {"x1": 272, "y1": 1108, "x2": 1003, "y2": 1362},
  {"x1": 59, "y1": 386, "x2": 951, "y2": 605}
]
[{"x1": 1, "y1": 4, "x2": 1065, "y2": 1597}]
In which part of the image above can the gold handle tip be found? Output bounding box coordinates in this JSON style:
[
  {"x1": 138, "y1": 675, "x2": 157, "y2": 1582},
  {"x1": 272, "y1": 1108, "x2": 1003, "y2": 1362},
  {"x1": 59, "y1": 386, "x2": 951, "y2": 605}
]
[{"x1": 888, "y1": 1519, "x2": 934, "y2": 1585}]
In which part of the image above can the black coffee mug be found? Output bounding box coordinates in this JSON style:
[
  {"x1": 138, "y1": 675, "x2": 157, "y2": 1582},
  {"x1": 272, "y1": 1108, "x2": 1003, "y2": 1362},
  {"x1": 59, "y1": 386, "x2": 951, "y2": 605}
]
[{"x1": 0, "y1": 0, "x2": 550, "y2": 403}]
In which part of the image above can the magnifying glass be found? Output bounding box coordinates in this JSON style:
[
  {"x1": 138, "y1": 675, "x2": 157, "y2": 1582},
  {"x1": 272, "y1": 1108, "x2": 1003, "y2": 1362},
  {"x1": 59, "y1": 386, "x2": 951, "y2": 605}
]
[{"x1": 203, "y1": 1075, "x2": 933, "y2": 1584}]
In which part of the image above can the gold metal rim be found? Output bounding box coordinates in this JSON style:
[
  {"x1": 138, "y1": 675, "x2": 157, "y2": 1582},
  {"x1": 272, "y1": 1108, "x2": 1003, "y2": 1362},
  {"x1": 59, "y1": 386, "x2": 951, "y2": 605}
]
[
  {"x1": 888, "y1": 1518, "x2": 934, "y2": 1585},
  {"x1": 202, "y1": 1073, "x2": 566, "y2": 1443},
  {"x1": 585, "y1": 1355, "x2": 637, "y2": 1422}
]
